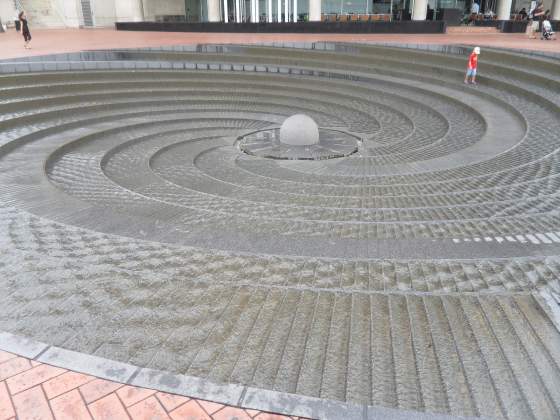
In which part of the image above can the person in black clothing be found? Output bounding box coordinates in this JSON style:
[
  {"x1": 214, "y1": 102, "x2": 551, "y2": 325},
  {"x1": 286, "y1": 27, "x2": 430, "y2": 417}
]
[
  {"x1": 519, "y1": 8, "x2": 527, "y2": 19},
  {"x1": 19, "y1": 11, "x2": 31, "y2": 49}
]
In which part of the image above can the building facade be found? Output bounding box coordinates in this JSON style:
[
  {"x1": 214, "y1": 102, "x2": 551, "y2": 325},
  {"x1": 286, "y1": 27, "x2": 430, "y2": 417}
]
[{"x1": 1, "y1": 0, "x2": 558, "y2": 28}]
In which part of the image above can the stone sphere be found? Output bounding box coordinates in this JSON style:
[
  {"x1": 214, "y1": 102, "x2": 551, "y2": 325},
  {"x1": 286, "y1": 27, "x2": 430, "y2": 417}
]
[{"x1": 279, "y1": 114, "x2": 320, "y2": 146}]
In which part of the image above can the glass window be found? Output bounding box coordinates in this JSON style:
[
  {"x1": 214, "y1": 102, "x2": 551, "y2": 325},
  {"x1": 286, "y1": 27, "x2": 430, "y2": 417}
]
[
  {"x1": 185, "y1": 0, "x2": 207, "y2": 21},
  {"x1": 323, "y1": 0, "x2": 396, "y2": 17},
  {"x1": 297, "y1": 0, "x2": 309, "y2": 20},
  {"x1": 371, "y1": 0, "x2": 392, "y2": 14}
]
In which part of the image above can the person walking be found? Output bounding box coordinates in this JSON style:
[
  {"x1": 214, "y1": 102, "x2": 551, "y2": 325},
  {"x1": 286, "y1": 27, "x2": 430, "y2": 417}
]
[
  {"x1": 464, "y1": 47, "x2": 480, "y2": 85},
  {"x1": 19, "y1": 11, "x2": 31, "y2": 49},
  {"x1": 532, "y1": 1, "x2": 545, "y2": 34}
]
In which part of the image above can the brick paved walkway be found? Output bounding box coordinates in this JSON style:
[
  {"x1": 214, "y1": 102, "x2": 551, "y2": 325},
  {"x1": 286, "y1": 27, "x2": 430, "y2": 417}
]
[
  {"x1": 0, "y1": 350, "x2": 302, "y2": 420},
  {"x1": 0, "y1": 27, "x2": 559, "y2": 61}
]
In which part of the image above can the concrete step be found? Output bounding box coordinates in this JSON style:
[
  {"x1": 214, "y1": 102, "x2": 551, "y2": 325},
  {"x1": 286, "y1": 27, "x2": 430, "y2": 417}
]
[
  {"x1": 80, "y1": 0, "x2": 94, "y2": 26},
  {"x1": 447, "y1": 25, "x2": 501, "y2": 34}
]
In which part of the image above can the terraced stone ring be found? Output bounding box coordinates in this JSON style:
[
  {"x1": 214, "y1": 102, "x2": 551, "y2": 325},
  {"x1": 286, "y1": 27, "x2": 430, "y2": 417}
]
[{"x1": 1, "y1": 43, "x2": 560, "y2": 420}]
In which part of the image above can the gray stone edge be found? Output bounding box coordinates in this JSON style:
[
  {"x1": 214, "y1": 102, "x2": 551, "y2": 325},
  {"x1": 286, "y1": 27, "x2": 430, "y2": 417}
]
[
  {"x1": 0, "y1": 331, "x2": 485, "y2": 420},
  {"x1": 1, "y1": 41, "x2": 558, "y2": 65},
  {"x1": 1, "y1": 41, "x2": 558, "y2": 61}
]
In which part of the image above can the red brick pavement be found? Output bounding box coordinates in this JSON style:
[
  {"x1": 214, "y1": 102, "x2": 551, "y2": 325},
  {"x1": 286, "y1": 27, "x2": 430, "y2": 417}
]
[
  {"x1": 0, "y1": 28, "x2": 559, "y2": 61},
  {"x1": 0, "y1": 349, "x2": 305, "y2": 420}
]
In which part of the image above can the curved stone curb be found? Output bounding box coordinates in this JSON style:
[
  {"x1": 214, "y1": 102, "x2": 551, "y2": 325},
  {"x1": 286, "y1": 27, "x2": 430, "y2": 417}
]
[{"x1": 0, "y1": 331, "x2": 482, "y2": 420}]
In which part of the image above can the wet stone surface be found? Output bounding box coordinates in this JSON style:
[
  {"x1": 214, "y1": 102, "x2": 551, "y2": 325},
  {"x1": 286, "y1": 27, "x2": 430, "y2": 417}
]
[
  {"x1": 1, "y1": 43, "x2": 560, "y2": 419},
  {"x1": 238, "y1": 128, "x2": 360, "y2": 160}
]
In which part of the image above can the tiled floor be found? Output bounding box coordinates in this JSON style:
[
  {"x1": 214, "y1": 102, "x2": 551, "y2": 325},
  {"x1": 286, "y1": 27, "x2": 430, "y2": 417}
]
[
  {"x1": 0, "y1": 349, "x2": 303, "y2": 420},
  {"x1": 0, "y1": 27, "x2": 559, "y2": 61}
]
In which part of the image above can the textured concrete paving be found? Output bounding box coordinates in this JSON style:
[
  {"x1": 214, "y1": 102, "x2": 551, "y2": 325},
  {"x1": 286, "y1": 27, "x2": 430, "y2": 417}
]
[{"x1": 1, "y1": 43, "x2": 560, "y2": 419}]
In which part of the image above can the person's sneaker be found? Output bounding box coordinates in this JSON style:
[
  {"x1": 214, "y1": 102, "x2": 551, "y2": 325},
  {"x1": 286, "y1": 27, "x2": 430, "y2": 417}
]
[
  {"x1": 471, "y1": 81, "x2": 477, "y2": 85},
  {"x1": 464, "y1": 80, "x2": 469, "y2": 84}
]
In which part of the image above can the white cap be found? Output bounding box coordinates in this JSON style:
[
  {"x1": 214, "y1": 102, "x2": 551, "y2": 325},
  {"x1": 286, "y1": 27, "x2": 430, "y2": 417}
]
[{"x1": 474, "y1": 47, "x2": 481, "y2": 54}]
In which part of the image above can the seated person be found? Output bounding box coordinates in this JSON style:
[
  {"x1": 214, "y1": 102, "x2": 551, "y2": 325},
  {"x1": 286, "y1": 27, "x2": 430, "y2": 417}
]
[
  {"x1": 519, "y1": 7, "x2": 527, "y2": 19},
  {"x1": 471, "y1": 1, "x2": 480, "y2": 14},
  {"x1": 469, "y1": 1, "x2": 480, "y2": 23}
]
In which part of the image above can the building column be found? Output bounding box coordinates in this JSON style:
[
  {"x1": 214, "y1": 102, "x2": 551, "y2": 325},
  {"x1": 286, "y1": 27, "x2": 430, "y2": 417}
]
[
  {"x1": 411, "y1": 0, "x2": 427, "y2": 20},
  {"x1": 115, "y1": 0, "x2": 144, "y2": 22},
  {"x1": 208, "y1": 0, "x2": 221, "y2": 21},
  {"x1": 309, "y1": 0, "x2": 320, "y2": 21},
  {"x1": 496, "y1": 0, "x2": 512, "y2": 20},
  {"x1": 551, "y1": 0, "x2": 560, "y2": 20},
  {"x1": 223, "y1": 0, "x2": 229, "y2": 22}
]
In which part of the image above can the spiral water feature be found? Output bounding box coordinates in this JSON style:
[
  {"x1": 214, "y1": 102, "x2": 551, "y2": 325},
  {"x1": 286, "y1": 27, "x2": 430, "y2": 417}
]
[{"x1": 1, "y1": 43, "x2": 560, "y2": 419}]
